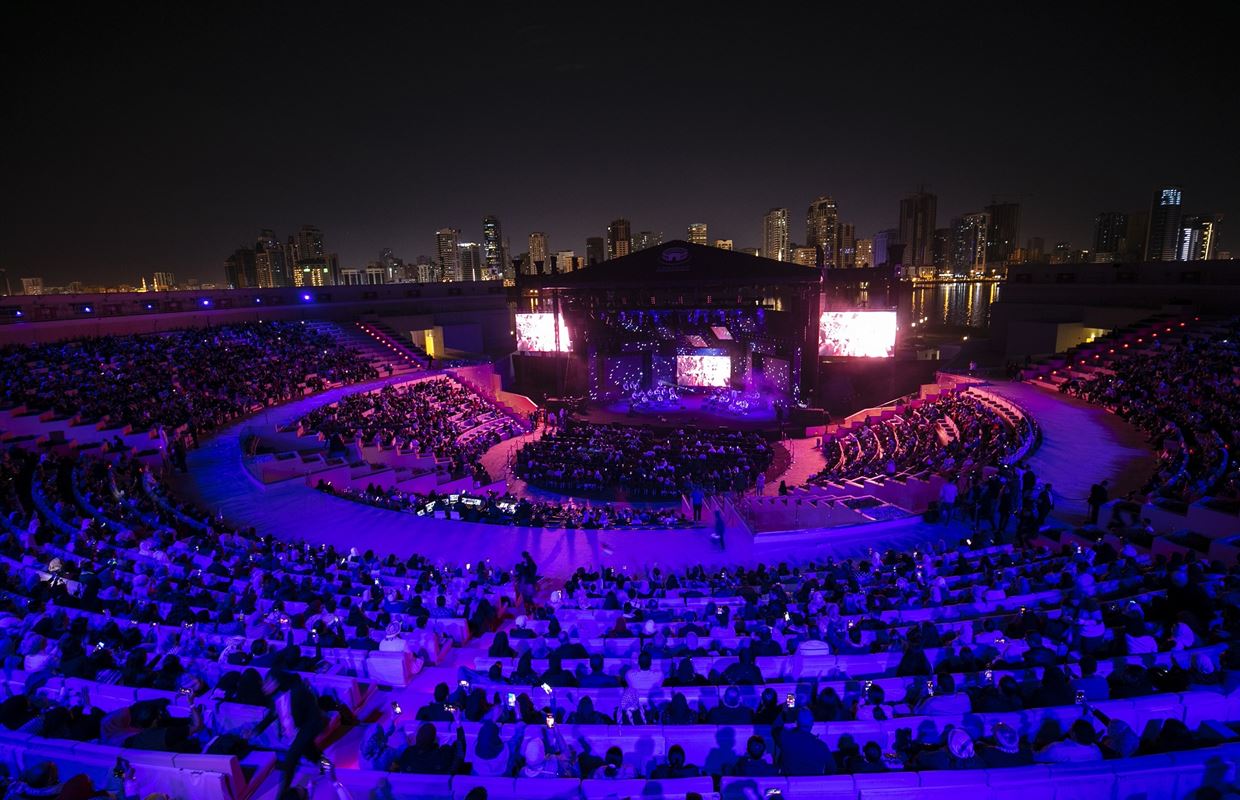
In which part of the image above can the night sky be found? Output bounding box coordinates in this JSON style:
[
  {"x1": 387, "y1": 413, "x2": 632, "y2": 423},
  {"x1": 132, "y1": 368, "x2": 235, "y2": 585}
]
[{"x1": 3, "y1": 3, "x2": 1236, "y2": 286}]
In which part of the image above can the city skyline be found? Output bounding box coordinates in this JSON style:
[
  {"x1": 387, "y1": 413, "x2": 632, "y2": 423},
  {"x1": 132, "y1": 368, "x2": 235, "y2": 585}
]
[{"x1": 3, "y1": 4, "x2": 1236, "y2": 286}]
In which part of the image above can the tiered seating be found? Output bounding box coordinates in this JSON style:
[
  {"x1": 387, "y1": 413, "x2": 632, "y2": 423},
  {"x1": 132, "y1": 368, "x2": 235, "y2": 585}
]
[
  {"x1": 0, "y1": 444, "x2": 530, "y2": 797},
  {"x1": 319, "y1": 539, "x2": 1240, "y2": 798},
  {"x1": 1028, "y1": 316, "x2": 1238, "y2": 503},
  {"x1": 0, "y1": 321, "x2": 379, "y2": 439},
  {"x1": 811, "y1": 388, "x2": 1033, "y2": 488}
]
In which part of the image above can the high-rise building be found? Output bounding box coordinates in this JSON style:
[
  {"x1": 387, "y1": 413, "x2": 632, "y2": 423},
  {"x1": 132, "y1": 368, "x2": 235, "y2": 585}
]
[
  {"x1": 502, "y1": 238, "x2": 515, "y2": 284},
  {"x1": 791, "y1": 246, "x2": 817, "y2": 268},
  {"x1": 553, "y1": 250, "x2": 577, "y2": 272},
  {"x1": 436, "y1": 228, "x2": 461, "y2": 281},
  {"x1": 687, "y1": 223, "x2": 708, "y2": 246},
  {"x1": 1025, "y1": 237, "x2": 1046, "y2": 263},
  {"x1": 415, "y1": 255, "x2": 438, "y2": 284},
  {"x1": 1051, "y1": 241, "x2": 1074, "y2": 264},
  {"x1": 763, "y1": 208, "x2": 790, "y2": 262},
  {"x1": 1122, "y1": 212, "x2": 1148, "y2": 262},
  {"x1": 152, "y1": 272, "x2": 176, "y2": 292},
  {"x1": 806, "y1": 197, "x2": 839, "y2": 267},
  {"x1": 873, "y1": 229, "x2": 900, "y2": 268},
  {"x1": 224, "y1": 248, "x2": 257, "y2": 289},
  {"x1": 606, "y1": 219, "x2": 632, "y2": 260},
  {"x1": 931, "y1": 228, "x2": 953, "y2": 272},
  {"x1": 1093, "y1": 212, "x2": 1128, "y2": 259},
  {"x1": 585, "y1": 237, "x2": 605, "y2": 266},
  {"x1": 1145, "y1": 186, "x2": 1183, "y2": 261},
  {"x1": 951, "y1": 213, "x2": 989, "y2": 276},
  {"x1": 255, "y1": 229, "x2": 290, "y2": 287},
  {"x1": 835, "y1": 222, "x2": 856, "y2": 268},
  {"x1": 984, "y1": 202, "x2": 1021, "y2": 268},
  {"x1": 20, "y1": 277, "x2": 43, "y2": 296},
  {"x1": 854, "y1": 239, "x2": 873, "y2": 268},
  {"x1": 633, "y1": 231, "x2": 663, "y2": 251},
  {"x1": 1179, "y1": 215, "x2": 1219, "y2": 261},
  {"x1": 292, "y1": 225, "x2": 325, "y2": 264},
  {"x1": 713, "y1": 239, "x2": 733, "y2": 251},
  {"x1": 458, "y1": 242, "x2": 483, "y2": 282},
  {"x1": 898, "y1": 191, "x2": 937, "y2": 274},
  {"x1": 528, "y1": 232, "x2": 549, "y2": 274},
  {"x1": 377, "y1": 248, "x2": 404, "y2": 283},
  {"x1": 285, "y1": 225, "x2": 336, "y2": 286},
  {"x1": 294, "y1": 256, "x2": 337, "y2": 287},
  {"x1": 482, "y1": 215, "x2": 505, "y2": 280}
]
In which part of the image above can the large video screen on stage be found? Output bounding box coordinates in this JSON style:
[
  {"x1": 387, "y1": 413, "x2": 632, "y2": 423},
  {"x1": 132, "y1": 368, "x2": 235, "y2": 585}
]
[
  {"x1": 676, "y1": 354, "x2": 731, "y2": 387},
  {"x1": 515, "y1": 313, "x2": 572, "y2": 353},
  {"x1": 818, "y1": 311, "x2": 897, "y2": 358}
]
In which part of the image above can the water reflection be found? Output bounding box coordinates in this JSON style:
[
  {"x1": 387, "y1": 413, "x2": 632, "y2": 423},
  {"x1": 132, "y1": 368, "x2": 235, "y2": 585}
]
[{"x1": 831, "y1": 281, "x2": 1001, "y2": 330}]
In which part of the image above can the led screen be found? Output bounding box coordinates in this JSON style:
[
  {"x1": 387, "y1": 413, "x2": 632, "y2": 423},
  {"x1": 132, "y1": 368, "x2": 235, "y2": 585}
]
[
  {"x1": 515, "y1": 313, "x2": 572, "y2": 353},
  {"x1": 676, "y1": 354, "x2": 732, "y2": 387},
  {"x1": 818, "y1": 311, "x2": 897, "y2": 358}
]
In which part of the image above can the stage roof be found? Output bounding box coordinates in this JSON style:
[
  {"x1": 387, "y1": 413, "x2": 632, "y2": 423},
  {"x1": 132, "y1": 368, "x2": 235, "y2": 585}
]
[{"x1": 524, "y1": 240, "x2": 822, "y2": 289}]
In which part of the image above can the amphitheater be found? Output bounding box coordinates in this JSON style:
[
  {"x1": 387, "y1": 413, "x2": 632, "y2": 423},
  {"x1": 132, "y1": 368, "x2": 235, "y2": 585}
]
[{"x1": 0, "y1": 288, "x2": 1236, "y2": 800}]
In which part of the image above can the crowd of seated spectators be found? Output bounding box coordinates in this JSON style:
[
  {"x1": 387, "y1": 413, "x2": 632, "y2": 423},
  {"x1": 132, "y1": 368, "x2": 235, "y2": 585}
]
[
  {"x1": 317, "y1": 481, "x2": 692, "y2": 530},
  {"x1": 0, "y1": 443, "x2": 1237, "y2": 794},
  {"x1": 294, "y1": 376, "x2": 523, "y2": 478},
  {"x1": 0, "y1": 443, "x2": 537, "y2": 795},
  {"x1": 354, "y1": 537, "x2": 1239, "y2": 782},
  {"x1": 0, "y1": 321, "x2": 378, "y2": 438},
  {"x1": 1057, "y1": 317, "x2": 1239, "y2": 501},
  {"x1": 813, "y1": 390, "x2": 1028, "y2": 487},
  {"x1": 514, "y1": 421, "x2": 772, "y2": 499}
]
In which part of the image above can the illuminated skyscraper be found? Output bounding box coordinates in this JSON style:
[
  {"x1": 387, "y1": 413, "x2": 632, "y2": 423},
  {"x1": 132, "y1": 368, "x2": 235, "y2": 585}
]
[
  {"x1": 554, "y1": 250, "x2": 578, "y2": 272},
  {"x1": 633, "y1": 231, "x2": 663, "y2": 251},
  {"x1": 458, "y1": 242, "x2": 483, "y2": 282},
  {"x1": 687, "y1": 223, "x2": 708, "y2": 246},
  {"x1": 482, "y1": 215, "x2": 505, "y2": 280},
  {"x1": 983, "y1": 202, "x2": 1021, "y2": 267},
  {"x1": 792, "y1": 246, "x2": 817, "y2": 268},
  {"x1": 255, "y1": 229, "x2": 289, "y2": 288},
  {"x1": 1179, "y1": 215, "x2": 1218, "y2": 261},
  {"x1": 606, "y1": 219, "x2": 632, "y2": 260},
  {"x1": 854, "y1": 239, "x2": 873, "y2": 268},
  {"x1": 836, "y1": 222, "x2": 856, "y2": 268},
  {"x1": 806, "y1": 197, "x2": 838, "y2": 267},
  {"x1": 1146, "y1": 186, "x2": 1184, "y2": 261},
  {"x1": 152, "y1": 272, "x2": 176, "y2": 291},
  {"x1": 763, "y1": 208, "x2": 790, "y2": 262},
  {"x1": 898, "y1": 191, "x2": 937, "y2": 274},
  {"x1": 951, "y1": 213, "x2": 989, "y2": 276},
  {"x1": 528, "y1": 232, "x2": 549, "y2": 274},
  {"x1": 1093, "y1": 212, "x2": 1128, "y2": 259},
  {"x1": 436, "y1": 228, "x2": 461, "y2": 281},
  {"x1": 292, "y1": 225, "x2": 325, "y2": 263}
]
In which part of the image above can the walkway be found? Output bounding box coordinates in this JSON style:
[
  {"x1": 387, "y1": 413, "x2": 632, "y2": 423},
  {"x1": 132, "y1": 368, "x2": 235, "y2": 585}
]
[
  {"x1": 983, "y1": 381, "x2": 1155, "y2": 523},
  {"x1": 176, "y1": 377, "x2": 1157, "y2": 578},
  {"x1": 763, "y1": 437, "x2": 828, "y2": 495}
]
